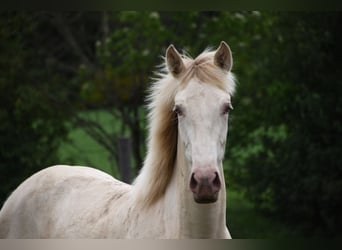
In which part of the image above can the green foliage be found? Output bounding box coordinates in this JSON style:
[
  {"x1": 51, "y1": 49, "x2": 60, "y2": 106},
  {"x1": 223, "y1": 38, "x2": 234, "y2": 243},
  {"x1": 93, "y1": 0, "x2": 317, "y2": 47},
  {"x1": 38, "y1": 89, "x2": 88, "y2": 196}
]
[
  {"x1": 0, "y1": 13, "x2": 71, "y2": 204},
  {"x1": 1, "y1": 11, "x2": 341, "y2": 237},
  {"x1": 225, "y1": 12, "x2": 342, "y2": 236}
]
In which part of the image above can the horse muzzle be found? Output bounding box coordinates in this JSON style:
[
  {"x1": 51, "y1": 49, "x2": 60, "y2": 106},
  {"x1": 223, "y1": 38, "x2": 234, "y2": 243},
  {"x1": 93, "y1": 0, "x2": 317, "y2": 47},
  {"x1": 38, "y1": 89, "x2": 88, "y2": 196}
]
[{"x1": 189, "y1": 168, "x2": 221, "y2": 204}]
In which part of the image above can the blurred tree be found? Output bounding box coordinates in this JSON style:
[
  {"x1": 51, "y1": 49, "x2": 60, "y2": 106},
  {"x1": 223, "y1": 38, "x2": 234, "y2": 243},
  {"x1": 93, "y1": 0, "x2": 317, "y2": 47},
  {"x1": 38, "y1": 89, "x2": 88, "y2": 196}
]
[
  {"x1": 1, "y1": 12, "x2": 341, "y2": 237},
  {"x1": 80, "y1": 11, "x2": 168, "y2": 173},
  {"x1": 0, "y1": 12, "x2": 74, "y2": 204},
  {"x1": 225, "y1": 12, "x2": 342, "y2": 236}
]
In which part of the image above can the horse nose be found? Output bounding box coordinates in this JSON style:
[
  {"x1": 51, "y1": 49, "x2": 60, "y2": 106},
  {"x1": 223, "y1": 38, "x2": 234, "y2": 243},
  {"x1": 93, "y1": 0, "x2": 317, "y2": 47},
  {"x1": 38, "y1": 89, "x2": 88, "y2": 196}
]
[{"x1": 189, "y1": 168, "x2": 221, "y2": 203}]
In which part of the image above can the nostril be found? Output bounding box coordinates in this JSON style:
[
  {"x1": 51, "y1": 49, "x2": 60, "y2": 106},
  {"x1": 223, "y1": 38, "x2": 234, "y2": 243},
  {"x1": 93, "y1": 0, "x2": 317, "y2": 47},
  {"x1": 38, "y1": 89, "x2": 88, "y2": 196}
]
[
  {"x1": 212, "y1": 172, "x2": 221, "y2": 189},
  {"x1": 190, "y1": 173, "x2": 198, "y2": 191}
]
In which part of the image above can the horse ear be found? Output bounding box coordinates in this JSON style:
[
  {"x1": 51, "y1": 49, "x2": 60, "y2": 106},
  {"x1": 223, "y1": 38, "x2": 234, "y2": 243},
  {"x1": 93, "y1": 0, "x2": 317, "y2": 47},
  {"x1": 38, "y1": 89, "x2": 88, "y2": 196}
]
[
  {"x1": 166, "y1": 45, "x2": 185, "y2": 77},
  {"x1": 214, "y1": 41, "x2": 233, "y2": 71}
]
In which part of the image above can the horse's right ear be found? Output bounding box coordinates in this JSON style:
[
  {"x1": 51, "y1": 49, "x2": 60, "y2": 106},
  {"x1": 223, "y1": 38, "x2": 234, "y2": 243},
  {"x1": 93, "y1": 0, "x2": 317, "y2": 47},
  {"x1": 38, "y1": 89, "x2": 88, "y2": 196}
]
[{"x1": 166, "y1": 45, "x2": 185, "y2": 77}]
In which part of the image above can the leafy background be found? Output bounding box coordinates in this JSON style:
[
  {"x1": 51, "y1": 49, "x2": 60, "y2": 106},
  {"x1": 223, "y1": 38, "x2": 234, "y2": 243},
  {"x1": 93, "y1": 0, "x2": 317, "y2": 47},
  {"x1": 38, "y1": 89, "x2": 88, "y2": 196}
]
[{"x1": 0, "y1": 11, "x2": 341, "y2": 237}]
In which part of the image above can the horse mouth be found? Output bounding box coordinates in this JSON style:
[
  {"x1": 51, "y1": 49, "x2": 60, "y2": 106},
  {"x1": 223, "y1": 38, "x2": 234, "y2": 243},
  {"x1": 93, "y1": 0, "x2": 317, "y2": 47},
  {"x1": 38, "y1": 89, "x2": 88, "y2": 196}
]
[{"x1": 193, "y1": 193, "x2": 218, "y2": 204}]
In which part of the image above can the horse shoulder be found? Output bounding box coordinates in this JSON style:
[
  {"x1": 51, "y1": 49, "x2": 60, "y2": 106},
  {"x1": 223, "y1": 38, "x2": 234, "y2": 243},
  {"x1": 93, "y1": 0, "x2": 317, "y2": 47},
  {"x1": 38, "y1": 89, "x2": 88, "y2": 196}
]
[{"x1": 45, "y1": 166, "x2": 132, "y2": 237}]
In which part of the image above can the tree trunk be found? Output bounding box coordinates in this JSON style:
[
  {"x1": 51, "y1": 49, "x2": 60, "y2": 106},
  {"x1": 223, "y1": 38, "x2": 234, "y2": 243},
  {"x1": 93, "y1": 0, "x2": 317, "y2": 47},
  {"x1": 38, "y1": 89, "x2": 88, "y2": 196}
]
[{"x1": 117, "y1": 137, "x2": 132, "y2": 183}]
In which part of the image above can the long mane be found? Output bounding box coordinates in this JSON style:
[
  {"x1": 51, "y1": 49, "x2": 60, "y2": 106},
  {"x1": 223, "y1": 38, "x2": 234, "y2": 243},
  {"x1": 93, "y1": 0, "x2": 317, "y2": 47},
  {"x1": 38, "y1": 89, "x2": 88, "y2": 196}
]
[{"x1": 132, "y1": 48, "x2": 236, "y2": 207}]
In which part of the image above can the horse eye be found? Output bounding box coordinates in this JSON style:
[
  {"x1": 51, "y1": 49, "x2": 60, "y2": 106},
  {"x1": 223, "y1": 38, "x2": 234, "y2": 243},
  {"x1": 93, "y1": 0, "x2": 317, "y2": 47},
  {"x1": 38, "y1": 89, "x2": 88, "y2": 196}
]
[
  {"x1": 173, "y1": 105, "x2": 184, "y2": 116},
  {"x1": 222, "y1": 103, "x2": 233, "y2": 115}
]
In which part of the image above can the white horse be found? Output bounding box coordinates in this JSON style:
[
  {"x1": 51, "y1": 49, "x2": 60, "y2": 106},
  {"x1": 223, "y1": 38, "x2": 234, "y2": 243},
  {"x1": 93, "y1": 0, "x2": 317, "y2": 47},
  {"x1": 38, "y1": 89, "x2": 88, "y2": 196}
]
[{"x1": 0, "y1": 41, "x2": 236, "y2": 238}]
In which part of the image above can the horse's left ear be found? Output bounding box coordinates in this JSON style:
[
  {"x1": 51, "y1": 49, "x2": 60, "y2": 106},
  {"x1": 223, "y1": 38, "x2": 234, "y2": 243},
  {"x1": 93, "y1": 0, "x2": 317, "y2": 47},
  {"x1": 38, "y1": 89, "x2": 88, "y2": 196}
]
[{"x1": 214, "y1": 41, "x2": 233, "y2": 72}]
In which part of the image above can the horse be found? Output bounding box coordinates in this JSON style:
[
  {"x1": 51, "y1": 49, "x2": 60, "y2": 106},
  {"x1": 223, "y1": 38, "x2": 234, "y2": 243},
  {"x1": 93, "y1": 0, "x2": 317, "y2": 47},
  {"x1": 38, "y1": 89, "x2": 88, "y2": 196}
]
[{"x1": 0, "y1": 41, "x2": 236, "y2": 238}]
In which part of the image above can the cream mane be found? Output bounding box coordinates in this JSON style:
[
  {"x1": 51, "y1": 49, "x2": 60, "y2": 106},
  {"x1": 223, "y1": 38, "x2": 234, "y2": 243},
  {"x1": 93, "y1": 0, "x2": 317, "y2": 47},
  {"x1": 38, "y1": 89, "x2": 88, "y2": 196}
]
[{"x1": 133, "y1": 48, "x2": 236, "y2": 207}]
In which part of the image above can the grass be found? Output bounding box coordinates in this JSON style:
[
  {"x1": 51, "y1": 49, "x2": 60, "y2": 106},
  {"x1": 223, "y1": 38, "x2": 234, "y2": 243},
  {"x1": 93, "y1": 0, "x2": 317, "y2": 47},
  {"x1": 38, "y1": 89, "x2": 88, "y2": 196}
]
[
  {"x1": 226, "y1": 190, "x2": 297, "y2": 238},
  {"x1": 58, "y1": 110, "x2": 296, "y2": 238},
  {"x1": 58, "y1": 126, "x2": 114, "y2": 173},
  {"x1": 58, "y1": 110, "x2": 118, "y2": 176}
]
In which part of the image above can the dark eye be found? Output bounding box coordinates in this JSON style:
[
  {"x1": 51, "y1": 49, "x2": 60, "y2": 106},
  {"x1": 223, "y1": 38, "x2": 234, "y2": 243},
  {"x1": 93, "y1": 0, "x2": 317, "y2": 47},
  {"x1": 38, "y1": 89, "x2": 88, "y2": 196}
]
[
  {"x1": 222, "y1": 103, "x2": 233, "y2": 115},
  {"x1": 173, "y1": 105, "x2": 184, "y2": 116}
]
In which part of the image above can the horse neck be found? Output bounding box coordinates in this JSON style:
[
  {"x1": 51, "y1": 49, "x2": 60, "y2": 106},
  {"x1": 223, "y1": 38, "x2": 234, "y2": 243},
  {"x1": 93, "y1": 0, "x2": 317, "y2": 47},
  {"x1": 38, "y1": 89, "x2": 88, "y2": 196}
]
[{"x1": 164, "y1": 134, "x2": 227, "y2": 238}]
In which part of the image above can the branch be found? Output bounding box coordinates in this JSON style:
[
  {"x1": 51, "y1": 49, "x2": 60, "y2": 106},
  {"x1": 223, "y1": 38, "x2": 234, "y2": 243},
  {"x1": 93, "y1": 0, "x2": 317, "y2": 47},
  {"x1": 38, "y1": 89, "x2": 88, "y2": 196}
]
[
  {"x1": 46, "y1": 57, "x2": 78, "y2": 74},
  {"x1": 74, "y1": 115, "x2": 117, "y2": 159},
  {"x1": 50, "y1": 12, "x2": 95, "y2": 70}
]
